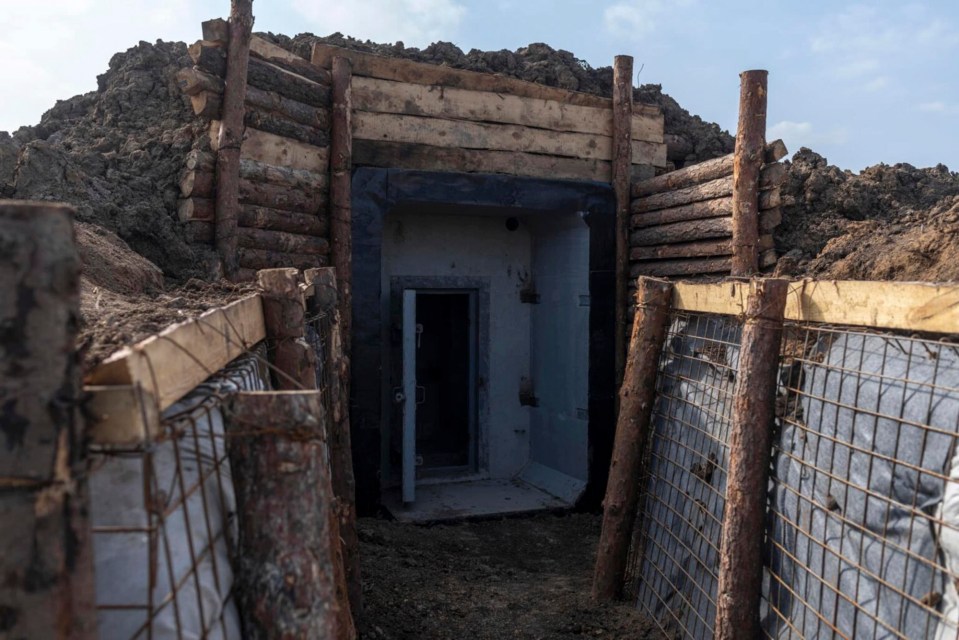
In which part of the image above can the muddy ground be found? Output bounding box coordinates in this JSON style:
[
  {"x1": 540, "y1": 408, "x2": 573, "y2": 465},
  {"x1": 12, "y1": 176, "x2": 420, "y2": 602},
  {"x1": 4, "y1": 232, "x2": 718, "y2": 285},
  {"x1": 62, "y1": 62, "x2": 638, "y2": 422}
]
[{"x1": 356, "y1": 513, "x2": 663, "y2": 640}]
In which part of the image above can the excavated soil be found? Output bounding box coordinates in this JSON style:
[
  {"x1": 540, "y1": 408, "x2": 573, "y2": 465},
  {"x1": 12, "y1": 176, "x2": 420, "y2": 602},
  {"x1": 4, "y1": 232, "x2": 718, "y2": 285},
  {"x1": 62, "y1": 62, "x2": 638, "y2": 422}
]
[{"x1": 357, "y1": 513, "x2": 662, "y2": 640}]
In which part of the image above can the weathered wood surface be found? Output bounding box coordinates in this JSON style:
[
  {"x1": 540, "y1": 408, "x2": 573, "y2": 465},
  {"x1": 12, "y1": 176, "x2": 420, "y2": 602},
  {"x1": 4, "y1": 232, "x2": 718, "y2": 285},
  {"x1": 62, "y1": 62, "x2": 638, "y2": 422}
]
[
  {"x1": 612, "y1": 55, "x2": 633, "y2": 388},
  {"x1": 257, "y1": 268, "x2": 316, "y2": 390},
  {"x1": 210, "y1": 120, "x2": 330, "y2": 174},
  {"x1": 86, "y1": 294, "x2": 266, "y2": 410},
  {"x1": 225, "y1": 391, "x2": 338, "y2": 640},
  {"x1": 630, "y1": 234, "x2": 773, "y2": 261},
  {"x1": 715, "y1": 279, "x2": 787, "y2": 639},
  {"x1": 185, "y1": 149, "x2": 216, "y2": 171},
  {"x1": 85, "y1": 385, "x2": 160, "y2": 445},
  {"x1": 239, "y1": 204, "x2": 329, "y2": 236},
  {"x1": 631, "y1": 197, "x2": 732, "y2": 229},
  {"x1": 353, "y1": 111, "x2": 666, "y2": 166},
  {"x1": 239, "y1": 247, "x2": 329, "y2": 271},
  {"x1": 192, "y1": 41, "x2": 331, "y2": 108},
  {"x1": 182, "y1": 157, "x2": 329, "y2": 198},
  {"x1": 592, "y1": 277, "x2": 673, "y2": 601},
  {"x1": 244, "y1": 106, "x2": 329, "y2": 146},
  {"x1": 181, "y1": 175, "x2": 327, "y2": 215},
  {"x1": 632, "y1": 175, "x2": 733, "y2": 212},
  {"x1": 760, "y1": 187, "x2": 781, "y2": 210},
  {"x1": 353, "y1": 139, "x2": 612, "y2": 182},
  {"x1": 240, "y1": 227, "x2": 330, "y2": 256},
  {"x1": 0, "y1": 202, "x2": 97, "y2": 639},
  {"x1": 330, "y1": 57, "x2": 354, "y2": 360},
  {"x1": 351, "y1": 75, "x2": 663, "y2": 143},
  {"x1": 629, "y1": 250, "x2": 777, "y2": 278},
  {"x1": 630, "y1": 208, "x2": 781, "y2": 246},
  {"x1": 178, "y1": 196, "x2": 216, "y2": 222},
  {"x1": 731, "y1": 70, "x2": 768, "y2": 276}
]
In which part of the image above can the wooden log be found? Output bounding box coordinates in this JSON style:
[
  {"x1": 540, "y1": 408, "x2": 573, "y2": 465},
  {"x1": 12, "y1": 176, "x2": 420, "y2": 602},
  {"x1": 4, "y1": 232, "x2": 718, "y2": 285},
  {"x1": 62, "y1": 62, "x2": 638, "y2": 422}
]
[
  {"x1": 630, "y1": 234, "x2": 773, "y2": 262},
  {"x1": 759, "y1": 187, "x2": 781, "y2": 211},
  {"x1": 715, "y1": 279, "x2": 787, "y2": 639},
  {"x1": 239, "y1": 247, "x2": 328, "y2": 271},
  {"x1": 178, "y1": 197, "x2": 215, "y2": 222},
  {"x1": 353, "y1": 139, "x2": 611, "y2": 182},
  {"x1": 592, "y1": 277, "x2": 673, "y2": 601},
  {"x1": 731, "y1": 70, "x2": 768, "y2": 276},
  {"x1": 630, "y1": 256, "x2": 732, "y2": 278},
  {"x1": 330, "y1": 56, "x2": 353, "y2": 362},
  {"x1": 239, "y1": 178, "x2": 328, "y2": 214},
  {"x1": 632, "y1": 175, "x2": 733, "y2": 212},
  {"x1": 631, "y1": 197, "x2": 731, "y2": 228},
  {"x1": 305, "y1": 267, "x2": 363, "y2": 629},
  {"x1": 239, "y1": 227, "x2": 330, "y2": 256},
  {"x1": 238, "y1": 158, "x2": 330, "y2": 191},
  {"x1": 613, "y1": 55, "x2": 633, "y2": 390},
  {"x1": 256, "y1": 268, "x2": 316, "y2": 390},
  {"x1": 180, "y1": 168, "x2": 215, "y2": 198},
  {"x1": 350, "y1": 75, "x2": 663, "y2": 143},
  {"x1": 192, "y1": 42, "x2": 331, "y2": 108},
  {"x1": 0, "y1": 202, "x2": 97, "y2": 640},
  {"x1": 202, "y1": 18, "x2": 230, "y2": 44},
  {"x1": 760, "y1": 207, "x2": 782, "y2": 232},
  {"x1": 240, "y1": 204, "x2": 329, "y2": 236},
  {"x1": 176, "y1": 66, "x2": 225, "y2": 96},
  {"x1": 765, "y1": 138, "x2": 788, "y2": 163},
  {"x1": 630, "y1": 217, "x2": 732, "y2": 247},
  {"x1": 759, "y1": 162, "x2": 786, "y2": 190},
  {"x1": 194, "y1": 91, "x2": 329, "y2": 145},
  {"x1": 185, "y1": 149, "x2": 216, "y2": 171},
  {"x1": 210, "y1": 120, "x2": 330, "y2": 174},
  {"x1": 184, "y1": 219, "x2": 215, "y2": 244},
  {"x1": 224, "y1": 391, "x2": 337, "y2": 640},
  {"x1": 213, "y1": 1, "x2": 253, "y2": 280}
]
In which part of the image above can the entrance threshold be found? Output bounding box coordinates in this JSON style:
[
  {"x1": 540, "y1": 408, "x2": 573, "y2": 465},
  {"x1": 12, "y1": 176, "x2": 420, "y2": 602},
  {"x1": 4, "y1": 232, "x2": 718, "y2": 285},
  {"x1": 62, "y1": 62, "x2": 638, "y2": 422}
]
[{"x1": 382, "y1": 478, "x2": 569, "y2": 523}]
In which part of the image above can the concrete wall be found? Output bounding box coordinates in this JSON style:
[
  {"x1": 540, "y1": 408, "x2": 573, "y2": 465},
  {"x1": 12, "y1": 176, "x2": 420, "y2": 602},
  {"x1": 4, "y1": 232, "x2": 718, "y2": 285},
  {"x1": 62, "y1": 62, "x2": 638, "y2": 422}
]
[{"x1": 382, "y1": 210, "x2": 533, "y2": 479}]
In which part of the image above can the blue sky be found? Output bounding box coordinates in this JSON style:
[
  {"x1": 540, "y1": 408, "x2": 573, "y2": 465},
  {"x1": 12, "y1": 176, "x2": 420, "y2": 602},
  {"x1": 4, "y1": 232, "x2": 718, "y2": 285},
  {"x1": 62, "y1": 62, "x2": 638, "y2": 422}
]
[{"x1": 1, "y1": 0, "x2": 957, "y2": 171}]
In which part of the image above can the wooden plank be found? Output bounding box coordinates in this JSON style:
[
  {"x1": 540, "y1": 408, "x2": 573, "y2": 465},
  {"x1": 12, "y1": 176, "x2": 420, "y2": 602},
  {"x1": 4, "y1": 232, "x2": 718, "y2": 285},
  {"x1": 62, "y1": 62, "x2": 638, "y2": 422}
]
[
  {"x1": 352, "y1": 111, "x2": 664, "y2": 165},
  {"x1": 210, "y1": 120, "x2": 330, "y2": 174},
  {"x1": 85, "y1": 385, "x2": 160, "y2": 445},
  {"x1": 350, "y1": 76, "x2": 663, "y2": 143},
  {"x1": 353, "y1": 139, "x2": 611, "y2": 182},
  {"x1": 672, "y1": 280, "x2": 959, "y2": 334},
  {"x1": 85, "y1": 295, "x2": 266, "y2": 413}
]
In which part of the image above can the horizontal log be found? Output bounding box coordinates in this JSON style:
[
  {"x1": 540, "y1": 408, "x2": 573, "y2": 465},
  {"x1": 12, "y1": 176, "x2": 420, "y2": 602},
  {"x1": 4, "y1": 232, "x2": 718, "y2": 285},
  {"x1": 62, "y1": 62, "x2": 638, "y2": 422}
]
[
  {"x1": 185, "y1": 149, "x2": 216, "y2": 172},
  {"x1": 351, "y1": 76, "x2": 663, "y2": 143},
  {"x1": 176, "y1": 67, "x2": 224, "y2": 96},
  {"x1": 353, "y1": 111, "x2": 666, "y2": 165},
  {"x1": 184, "y1": 220, "x2": 214, "y2": 243},
  {"x1": 630, "y1": 217, "x2": 731, "y2": 247},
  {"x1": 313, "y1": 42, "x2": 663, "y2": 118},
  {"x1": 244, "y1": 106, "x2": 329, "y2": 146},
  {"x1": 180, "y1": 169, "x2": 215, "y2": 198},
  {"x1": 760, "y1": 206, "x2": 782, "y2": 232},
  {"x1": 204, "y1": 19, "x2": 332, "y2": 84},
  {"x1": 180, "y1": 160, "x2": 328, "y2": 199},
  {"x1": 633, "y1": 176, "x2": 733, "y2": 212},
  {"x1": 238, "y1": 247, "x2": 330, "y2": 271},
  {"x1": 631, "y1": 255, "x2": 732, "y2": 278},
  {"x1": 237, "y1": 227, "x2": 330, "y2": 255},
  {"x1": 760, "y1": 187, "x2": 781, "y2": 210},
  {"x1": 760, "y1": 162, "x2": 787, "y2": 190},
  {"x1": 630, "y1": 234, "x2": 773, "y2": 261},
  {"x1": 178, "y1": 197, "x2": 215, "y2": 222},
  {"x1": 239, "y1": 205, "x2": 329, "y2": 236},
  {"x1": 353, "y1": 139, "x2": 611, "y2": 182},
  {"x1": 191, "y1": 42, "x2": 331, "y2": 108},
  {"x1": 765, "y1": 139, "x2": 788, "y2": 163},
  {"x1": 179, "y1": 172, "x2": 326, "y2": 213},
  {"x1": 210, "y1": 121, "x2": 330, "y2": 174},
  {"x1": 631, "y1": 197, "x2": 731, "y2": 228}
]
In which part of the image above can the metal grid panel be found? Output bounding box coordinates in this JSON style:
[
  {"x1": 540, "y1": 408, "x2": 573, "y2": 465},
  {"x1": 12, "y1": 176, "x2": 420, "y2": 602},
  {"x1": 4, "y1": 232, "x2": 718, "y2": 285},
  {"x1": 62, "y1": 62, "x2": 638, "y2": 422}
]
[
  {"x1": 628, "y1": 310, "x2": 742, "y2": 639},
  {"x1": 763, "y1": 324, "x2": 959, "y2": 640}
]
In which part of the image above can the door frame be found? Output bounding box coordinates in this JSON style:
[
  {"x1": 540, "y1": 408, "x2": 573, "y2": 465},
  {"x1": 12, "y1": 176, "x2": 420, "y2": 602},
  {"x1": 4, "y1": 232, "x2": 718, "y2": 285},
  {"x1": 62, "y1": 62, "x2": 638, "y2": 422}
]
[{"x1": 389, "y1": 277, "x2": 490, "y2": 489}]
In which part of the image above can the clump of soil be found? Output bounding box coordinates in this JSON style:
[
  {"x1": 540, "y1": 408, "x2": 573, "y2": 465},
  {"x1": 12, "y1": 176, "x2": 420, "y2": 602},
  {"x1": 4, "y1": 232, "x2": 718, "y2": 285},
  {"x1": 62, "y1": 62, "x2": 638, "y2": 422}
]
[{"x1": 357, "y1": 513, "x2": 662, "y2": 640}]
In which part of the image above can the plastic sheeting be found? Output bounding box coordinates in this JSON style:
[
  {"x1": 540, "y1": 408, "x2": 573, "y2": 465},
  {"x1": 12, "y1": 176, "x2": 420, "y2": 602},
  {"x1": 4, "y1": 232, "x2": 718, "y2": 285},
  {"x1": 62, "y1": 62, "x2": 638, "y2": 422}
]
[{"x1": 91, "y1": 355, "x2": 266, "y2": 639}]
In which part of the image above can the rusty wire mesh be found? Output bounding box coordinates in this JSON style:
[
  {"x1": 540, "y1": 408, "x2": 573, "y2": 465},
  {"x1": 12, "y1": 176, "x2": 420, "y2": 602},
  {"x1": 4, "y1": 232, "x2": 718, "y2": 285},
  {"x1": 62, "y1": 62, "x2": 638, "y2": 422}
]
[{"x1": 626, "y1": 309, "x2": 742, "y2": 639}]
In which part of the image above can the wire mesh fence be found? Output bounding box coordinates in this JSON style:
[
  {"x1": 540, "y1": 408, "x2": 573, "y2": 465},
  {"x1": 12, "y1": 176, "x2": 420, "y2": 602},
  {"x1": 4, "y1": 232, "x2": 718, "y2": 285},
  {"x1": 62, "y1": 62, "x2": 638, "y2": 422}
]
[{"x1": 627, "y1": 307, "x2": 959, "y2": 640}]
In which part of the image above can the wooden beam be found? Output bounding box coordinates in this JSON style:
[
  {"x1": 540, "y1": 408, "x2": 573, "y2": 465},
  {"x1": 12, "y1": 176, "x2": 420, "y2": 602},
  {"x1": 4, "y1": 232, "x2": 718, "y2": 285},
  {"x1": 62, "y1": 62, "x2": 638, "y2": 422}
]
[
  {"x1": 330, "y1": 56, "x2": 354, "y2": 361},
  {"x1": 631, "y1": 197, "x2": 732, "y2": 229},
  {"x1": 731, "y1": 70, "x2": 768, "y2": 276},
  {"x1": 210, "y1": 120, "x2": 331, "y2": 174},
  {"x1": 85, "y1": 385, "x2": 160, "y2": 445},
  {"x1": 238, "y1": 247, "x2": 328, "y2": 271},
  {"x1": 85, "y1": 295, "x2": 266, "y2": 414},
  {"x1": 350, "y1": 75, "x2": 663, "y2": 143},
  {"x1": 612, "y1": 55, "x2": 633, "y2": 390},
  {"x1": 629, "y1": 234, "x2": 773, "y2": 262}
]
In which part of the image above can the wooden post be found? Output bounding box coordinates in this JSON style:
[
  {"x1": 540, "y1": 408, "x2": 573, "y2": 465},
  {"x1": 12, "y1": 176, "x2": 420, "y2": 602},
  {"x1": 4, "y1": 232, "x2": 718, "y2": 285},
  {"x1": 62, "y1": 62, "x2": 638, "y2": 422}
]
[
  {"x1": 256, "y1": 268, "x2": 317, "y2": 390},
  {"x1": 0, "y1": 201, "x2": 97, "y2": 639},
  {"x1": 714, "y1": 278, "x2": 788, "y2": 639},
  {"x1": 214, "y1": 0, "x2": 254, "y2": 279},
  {"x1": 730, "y1": 70, "x2": 768, "y2": 276},
  {"x1": 592, "y1": 276, "x2": 673, "y2": 601},
  {"x1": 612, "y1": 55, "x2": 634, "y2": 387},
  {"x1": 225, "y1": 391, "x2": 338, "y2": 640},
  {"x1": 330, "y1": 56, "x2": 353, "y2": 356},
  {"x1": 305, "y1": 267, "x2": 363, "y2": 620}
]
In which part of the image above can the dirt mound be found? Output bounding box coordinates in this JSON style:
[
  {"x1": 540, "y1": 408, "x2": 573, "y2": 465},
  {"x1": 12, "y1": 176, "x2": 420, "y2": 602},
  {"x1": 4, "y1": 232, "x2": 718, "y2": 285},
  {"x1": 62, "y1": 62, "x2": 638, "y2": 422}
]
[
  {"x1": 2, "y1": 40, "x2": 217, "y2": 281},
  {"x1": 774, "y1": 149, "x2": 959, "y2": 281}
]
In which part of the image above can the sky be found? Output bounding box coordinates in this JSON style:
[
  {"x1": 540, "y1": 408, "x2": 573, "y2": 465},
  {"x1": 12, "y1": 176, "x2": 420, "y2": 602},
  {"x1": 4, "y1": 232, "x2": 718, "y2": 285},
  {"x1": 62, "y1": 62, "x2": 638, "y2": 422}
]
[{"x1": 1, "y1": 0, "x2": 957, "y2": 172}]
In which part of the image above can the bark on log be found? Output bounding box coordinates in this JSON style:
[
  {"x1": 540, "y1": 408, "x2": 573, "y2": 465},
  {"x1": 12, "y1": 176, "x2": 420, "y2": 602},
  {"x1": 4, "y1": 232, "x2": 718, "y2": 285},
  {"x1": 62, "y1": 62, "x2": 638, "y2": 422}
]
[
  {"x1": 613, "y1": 55, "x2": 633, "y2": 390},
  {"x1": 239, "y1": 178, "x2": 328, "y2": 214},
  {"x1": 592, "y1": 277, "x2": 673, "y2": 601},
  {"x1": 185, "y1": 149, "x2": 216, "y2": 171},
  {"x1": 630, "y1": 256, "x2": 733, "y2": 278},
  {"x1": 244, "y1": 106, "x2": 330, "y2": 146},
  {"x1": 239, "y1": 247, "x2": 328, "y2": 271},
  {"x1": 256, "y1": 268, "x2": 316, "y2": 390},
  {"x1": 731, "y1": 70, "x2": 768, "y2": 276},
  {"x1": 630, "y1": 216, "x2": 732, "y2": 247},
  {"x1": 178, "y1": 197, "x2": 215, "y2": 222},
  {"x1": 630, "y1": 234, "x2": 773, "y2": 262},
  {"x1": 632, "y1": 175, "x2": 733, "y2": 213},
  {"x1": 214, "y1": 1, "x2": 254, "y2": 280},
  {"x1": 330, "y1": 57, "x2": 353, "y2": 360},
  {"x1": 630, "y1": 197, "x2": 732, "y2": 229},
  {"x1": 305, "y1": 267, "x2": 363, "y2": 632},
  {"x1": 224, "y1": 391, "x2": 337, "y2": 640},
  {"x1": 238, "y1": 158, "x2": 330, "y2": 191},
  {"x1": 240, "y1": 204, "x2": 329, "y2": 236},
  {"x1": 239, "y1": 227, "x2": 330, "y2": 256},
  {"x1": 191, "y1": 42, "x2": 331, "y2": 108},
  {"x1": 759, "y1": 187, "x2": 781, "y2": 211},
  {"x1": 759, "y1": 162, "x2": 786, "y2": 190},
  {"x1": 715, "y1": 279, "x2": 788, "y2": 639},
  {"x1": 765, "y1": 138, "x2": 788, "y2": 163},
  {"x1": 0, "y1": 201, "x2": 96, "y2": 639},
  {"x1": 179, "y1": 169, "x2": 215, "y2": 198}
]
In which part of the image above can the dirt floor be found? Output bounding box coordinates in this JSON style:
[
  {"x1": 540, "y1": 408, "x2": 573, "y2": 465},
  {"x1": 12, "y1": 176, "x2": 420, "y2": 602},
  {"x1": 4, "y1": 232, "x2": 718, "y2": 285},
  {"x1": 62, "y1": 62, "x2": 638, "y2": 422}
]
[{"x1": 356, "y1": 512, "x2": 663, "y2": 640}]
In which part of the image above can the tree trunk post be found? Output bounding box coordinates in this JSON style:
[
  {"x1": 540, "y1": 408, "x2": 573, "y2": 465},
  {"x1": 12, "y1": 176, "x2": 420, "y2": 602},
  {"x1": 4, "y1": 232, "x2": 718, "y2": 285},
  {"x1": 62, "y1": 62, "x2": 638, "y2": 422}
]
[
  {"x1": 714, "y1": 278, "x2": 788, "y2": 638},
  {"x1": 612, "y1": 55, "x2": 634, "y2": 388},
  {"x1": 214, "y1": 0, "x2": 254, "y2": 280},
  {"x1": 730, "y1": 70, "x2": 768, "y2": 276},
  {"x1": 592, "y1": 276, "x2": 673, "y2": 601},
  {"x1": 224, "y1": 391, "x2": 338, "y2": 640},
  {"x1": 305, "y1": 267, "x2": 363, "y2": 621},
  {"x1": 0, "y1": 201, "x2": 97, "y2": 639},
  {"x1": 256, "y1": 268, "x2": 316, "y2": 390},
  {"x1": 330, "y1": 56, "x2": 353, "y2": 357}
]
